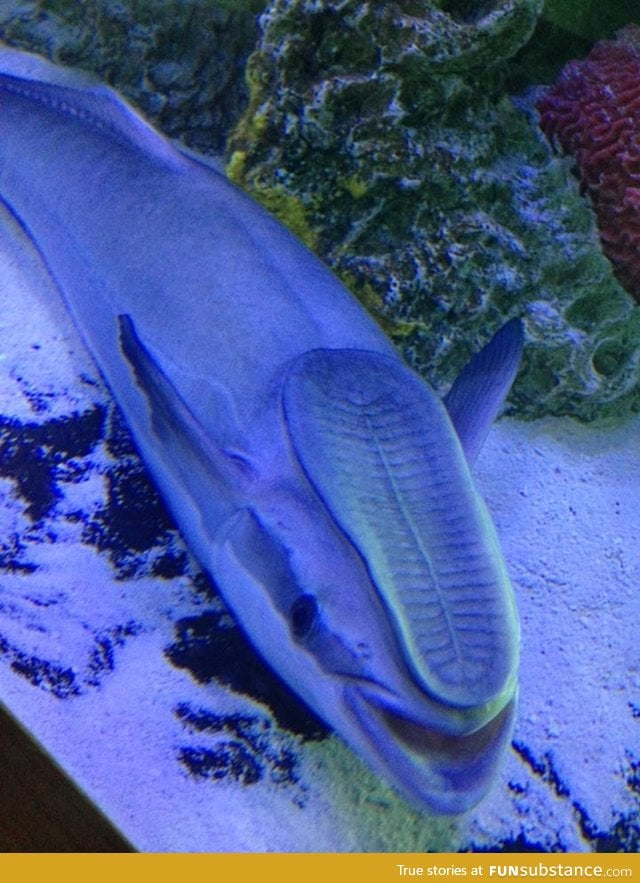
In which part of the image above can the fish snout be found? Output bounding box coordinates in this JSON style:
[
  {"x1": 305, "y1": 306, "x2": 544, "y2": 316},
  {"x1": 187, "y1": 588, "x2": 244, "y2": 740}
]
[{"x1": 345, "y1": 681, "x2": 518, "y2": 815}]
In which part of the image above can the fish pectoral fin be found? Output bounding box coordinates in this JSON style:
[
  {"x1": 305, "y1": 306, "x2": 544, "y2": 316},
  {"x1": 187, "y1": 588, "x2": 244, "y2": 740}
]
[
  {"x1": 117, "y1": 313, "x2": 256, "y2": 486},
  {"x1": 443, "y1": 318, "x2": 524, "y2": 465}
]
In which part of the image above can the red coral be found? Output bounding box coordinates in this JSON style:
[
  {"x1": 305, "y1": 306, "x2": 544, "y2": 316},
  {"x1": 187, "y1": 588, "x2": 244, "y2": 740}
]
[{"x1": 537, "y1": 25, "x2": 640, "y2": 302}]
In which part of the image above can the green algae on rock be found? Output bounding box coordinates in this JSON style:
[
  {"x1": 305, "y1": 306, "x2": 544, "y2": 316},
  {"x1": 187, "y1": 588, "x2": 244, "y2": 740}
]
[
  {"x1": 0, "y1": 0, "x2": 265, "y2": 153},
  {"x1": 542, "y1": 0, "x2": 639, "y2": 42},
  {"x1": 227, "y1": 0, "x2": 640, "y2": 423}
]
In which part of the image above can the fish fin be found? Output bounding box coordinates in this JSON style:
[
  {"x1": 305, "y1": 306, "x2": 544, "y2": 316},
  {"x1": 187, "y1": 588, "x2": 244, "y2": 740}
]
[
  {"x1": 444, "y1": 319, "x2": 524, "y2": 465},
  {"x1": 0, "y1": 43, "x2": 183, "y2": 169},
  {"x1": 117, "y1": 314, "x2": 256, "y2": 485},
  {"x1": 283, "y1": 348, "x2": 518, "y2": 710}
]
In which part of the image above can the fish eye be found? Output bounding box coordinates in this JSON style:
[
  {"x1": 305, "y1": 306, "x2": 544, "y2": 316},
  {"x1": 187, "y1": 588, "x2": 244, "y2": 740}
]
[{"x1": 289, "y1": 594, "x2": 319, "y2": 642}]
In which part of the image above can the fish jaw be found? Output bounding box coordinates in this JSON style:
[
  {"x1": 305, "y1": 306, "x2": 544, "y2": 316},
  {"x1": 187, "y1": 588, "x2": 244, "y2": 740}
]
[{"x1": 344, "y1": 681, "x2": 518, "y2": 815}]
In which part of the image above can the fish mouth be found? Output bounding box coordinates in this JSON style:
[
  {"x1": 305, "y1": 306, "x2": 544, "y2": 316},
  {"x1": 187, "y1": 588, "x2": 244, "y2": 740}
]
[{"x1": 345, "y1": 682, "x2": 517, "y2": 815}]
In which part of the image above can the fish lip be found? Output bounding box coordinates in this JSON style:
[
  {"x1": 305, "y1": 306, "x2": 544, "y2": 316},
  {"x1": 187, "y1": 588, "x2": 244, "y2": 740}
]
[{"x1": 344, "y1": 682, "x2": 517, "y2": 815}]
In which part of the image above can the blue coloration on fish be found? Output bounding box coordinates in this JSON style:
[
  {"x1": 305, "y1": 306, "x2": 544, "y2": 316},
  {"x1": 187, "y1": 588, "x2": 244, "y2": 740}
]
[{"x1": 0, "y1": 43, "x2": 523, "y2": 814}]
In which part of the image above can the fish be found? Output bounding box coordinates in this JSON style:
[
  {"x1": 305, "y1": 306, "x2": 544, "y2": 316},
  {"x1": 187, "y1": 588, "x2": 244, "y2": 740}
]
[{"x1": 0, "y1": 43, "x2": 522, "y2": 814}]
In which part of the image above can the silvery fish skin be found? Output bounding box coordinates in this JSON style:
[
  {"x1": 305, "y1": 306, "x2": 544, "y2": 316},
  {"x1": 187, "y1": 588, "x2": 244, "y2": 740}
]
[{"x1": 0, "y1": 44, "x2": 522, "y2": 814}]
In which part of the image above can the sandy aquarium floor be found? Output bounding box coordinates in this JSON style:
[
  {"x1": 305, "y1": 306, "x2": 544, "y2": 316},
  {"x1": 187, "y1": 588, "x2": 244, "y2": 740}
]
[{"x1": 0, "y1": 209, "x2": 638, "y2": 852}]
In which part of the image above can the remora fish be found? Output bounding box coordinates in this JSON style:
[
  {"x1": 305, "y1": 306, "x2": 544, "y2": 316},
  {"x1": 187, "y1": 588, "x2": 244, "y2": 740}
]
[{"x1": 0, "y1": 44, "x2": 522, "y2": 814}]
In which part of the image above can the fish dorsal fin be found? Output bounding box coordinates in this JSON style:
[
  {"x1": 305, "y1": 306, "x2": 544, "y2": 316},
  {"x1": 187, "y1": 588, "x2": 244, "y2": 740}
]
[
  {"x1": 118, "y1": 314, "x2": 256, "y2": 486},
  {"x1": 282, "y1": 348, "x2": 518, "y2": 711},
  {"x1": 444, "y1": 319, "x2": 524, "y2": 465},
  {"x1": 0, "y1": 43, "x2": 183, "y2": 169}
]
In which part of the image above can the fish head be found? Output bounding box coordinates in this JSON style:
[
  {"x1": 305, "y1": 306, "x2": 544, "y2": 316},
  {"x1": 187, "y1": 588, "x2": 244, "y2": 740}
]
[{"x1": 211, "y1": 344, "x2": 520, "y2": 815}]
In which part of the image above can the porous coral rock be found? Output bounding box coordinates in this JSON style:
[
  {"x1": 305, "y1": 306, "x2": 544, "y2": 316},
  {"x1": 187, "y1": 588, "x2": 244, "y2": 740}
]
[
  {"x1": 537, "y1": 25, "x2": 640, "y2": 304},
  {"x1": 228, "y1": 0, "x2": 640, "y2": 422},
  {"x1": 0, "y1": 0, "x2": 265, "y2": 152}
]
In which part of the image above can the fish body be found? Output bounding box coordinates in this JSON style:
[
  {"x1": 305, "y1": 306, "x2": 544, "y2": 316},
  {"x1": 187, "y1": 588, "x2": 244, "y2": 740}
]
[{"x1": 0, "y1": 44, "x2": 522, "y2": 814}]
